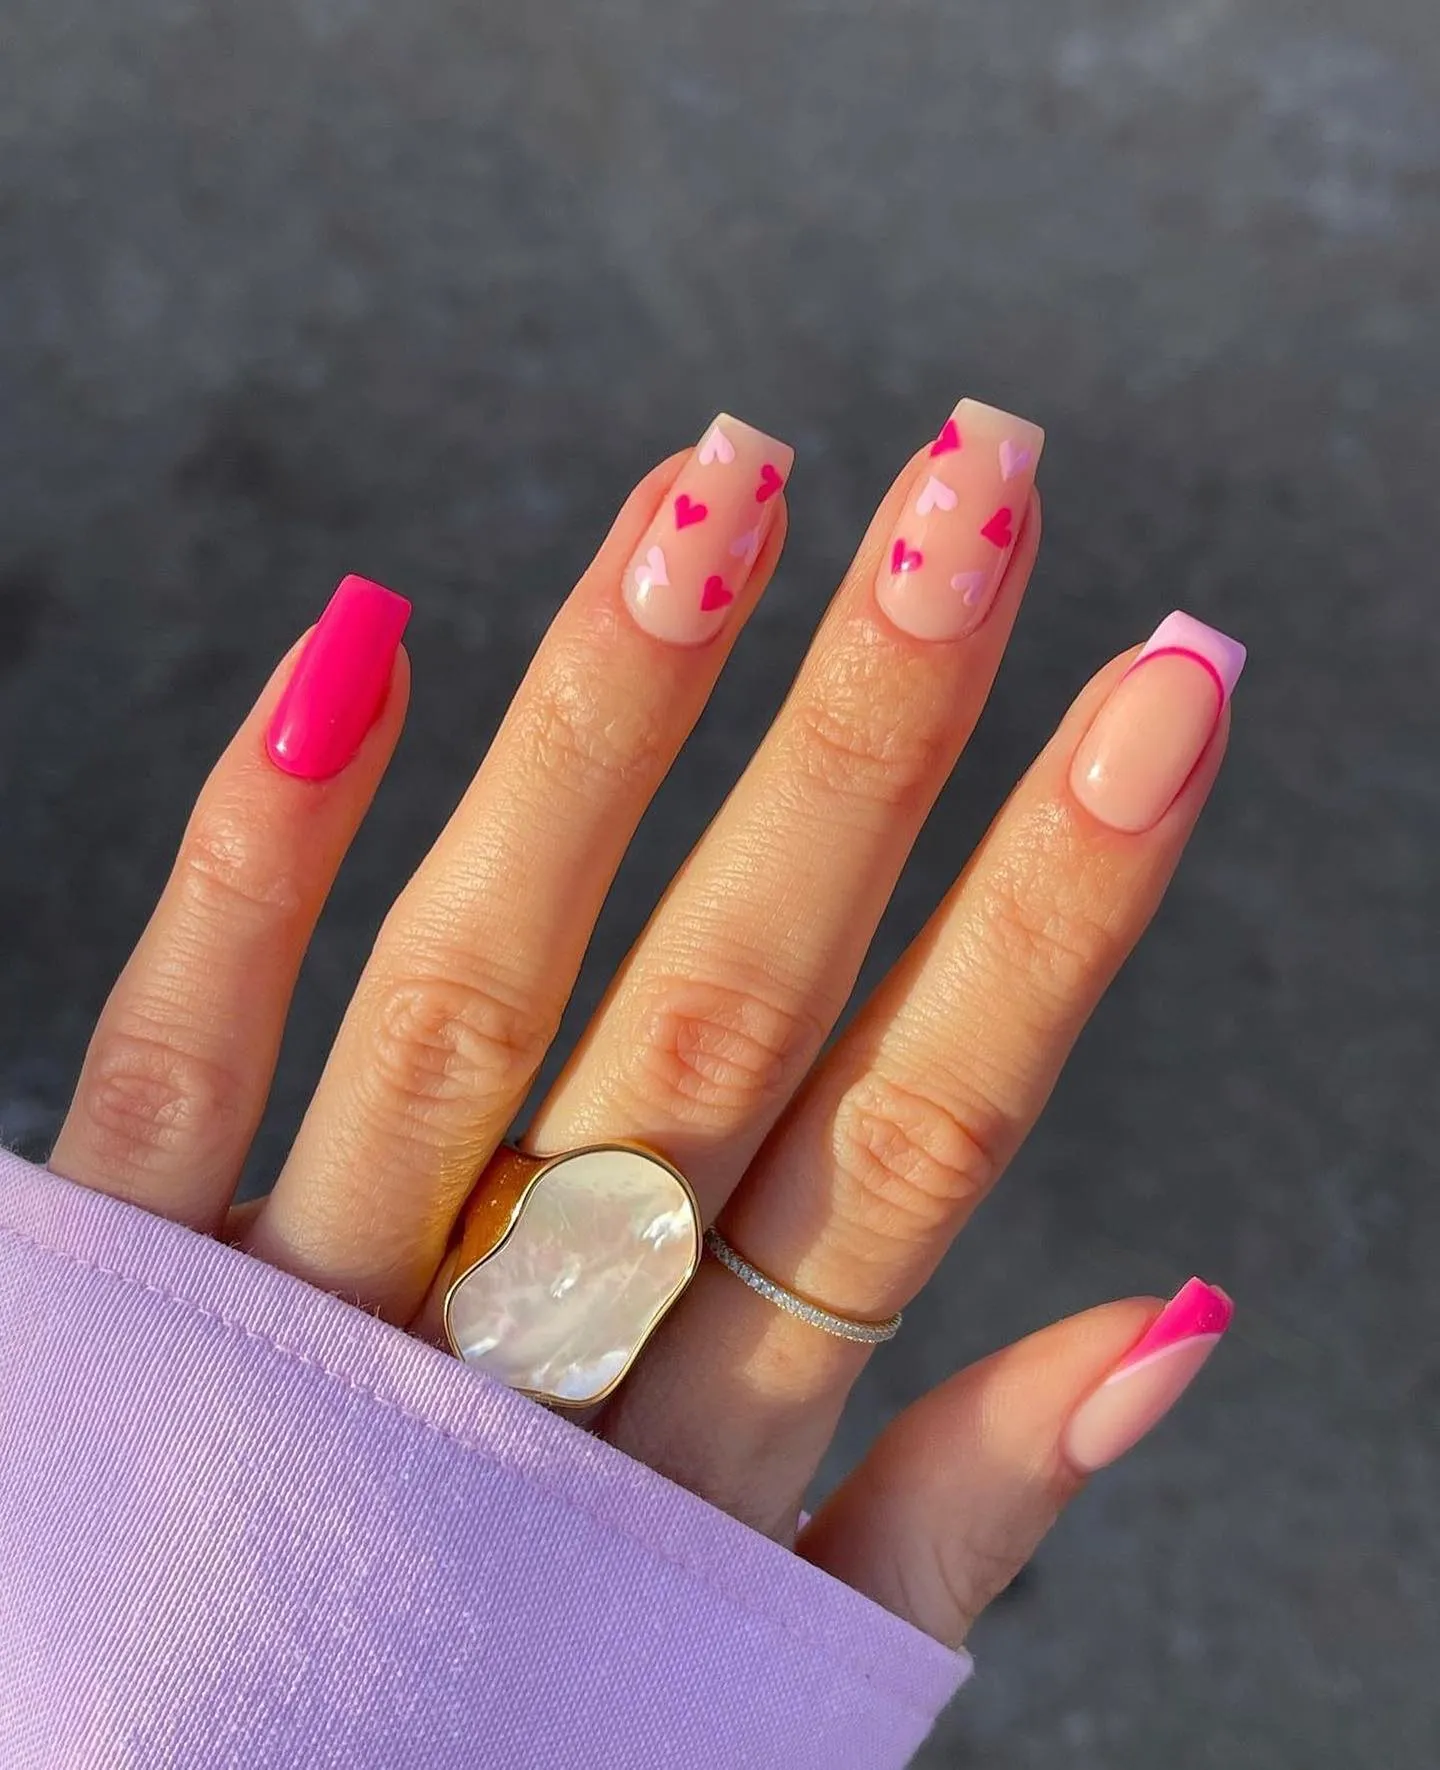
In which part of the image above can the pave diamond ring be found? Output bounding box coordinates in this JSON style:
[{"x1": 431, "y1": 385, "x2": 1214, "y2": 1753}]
[{"x1": 703, "y1": 1228, "x2": 902, "y2": 1345}]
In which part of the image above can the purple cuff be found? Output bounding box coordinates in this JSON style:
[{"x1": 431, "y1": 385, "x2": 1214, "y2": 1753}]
[{"x1": 0, "y1": 1150, "x2": 972, "y2": 1768}]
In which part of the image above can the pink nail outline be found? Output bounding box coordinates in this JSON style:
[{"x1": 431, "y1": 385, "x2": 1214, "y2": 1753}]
[{"x1": 1124, "y1": 610, "x2": 1247, "y2": 707}]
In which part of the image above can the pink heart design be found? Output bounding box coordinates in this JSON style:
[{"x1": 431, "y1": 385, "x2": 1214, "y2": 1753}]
[
  {"x1": 890, "y1": 538, "x2": 923, "y2": 574},
  {"x1": 755, "y1": 463, "x2": 784, "y2": 503},
  {"x1": 980, "y1": 507, "x2": 1014, "y2": 549},
  {"x1": 700, "y1": 574, "x2": 733, "y2": 612},
  {"x1": 999, "y1": 439, "x2": 1033, "y2": 482},
  {"x1": 915, "y1": 474, "x2": 958, "y2": 516},
  {"x1": 674, "y1": 494, "x2": 708, "y2": 529},
  {"x1": 729, "y1": 526, "x2": 761, "y2": 559},
  {"x1": 949, "y1": 570, "x2": 989, "y2": 606},
  {"x1": 698, "y1": 424, "x2": 736, "y2": 467},
  {"x1": 930, "y1": 418, "x2": 961, "y2": 457},
  {"x1": 636, "y1": 544, "x2": 669, "y2": 589}
]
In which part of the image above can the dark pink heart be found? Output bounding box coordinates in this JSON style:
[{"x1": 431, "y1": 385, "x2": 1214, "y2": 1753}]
[
  {"x1": 755, "y1": 463, "x2": 784, "y2": 503},
  {"x1": 980, "y1": 506, "x2": 1014, "y2": 549},
  {"x1": 929, "y1": 418, "x2": 961, "y2": 457},
  {"x1": 890, "y1": 538, "x2": 923, "y2": 574},
  {"x1": 674, "y1": 494, "x2": 708, "y2": 529},
  {"x1": 700, "y1": 574, "x2": 733, "y2": 612}
]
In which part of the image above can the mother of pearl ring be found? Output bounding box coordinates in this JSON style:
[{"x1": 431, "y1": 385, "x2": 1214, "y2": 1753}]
[{"x1": 444, "y1": 1142, "x2": 900, "y2": 1409}]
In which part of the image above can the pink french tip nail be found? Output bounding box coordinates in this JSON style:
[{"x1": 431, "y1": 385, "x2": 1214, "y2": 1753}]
[
  {"x1": 1068, "y1": 609, "x2": 1247, "y2": 834},
  {"x1": 1128, "y1": 610, "x2": 1248, "y2": 702},
  {"x1": 875, "y1": 396, "x2": 1045, "y2": 643},
  {"x1": 1061, "y1": 1277, "x2": 1235, "y2": 1474},
  {"x1": 266, "y1": 575, "x2": 411, "y2": 782},
  {"x1": 623, "y1": 412, "x2": 794, "y2": 646}
]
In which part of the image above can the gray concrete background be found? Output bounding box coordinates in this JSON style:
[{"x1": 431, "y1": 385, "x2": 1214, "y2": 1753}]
[{"x1": 0, "y1": 1, "x2": 1436, "y2": 1763}]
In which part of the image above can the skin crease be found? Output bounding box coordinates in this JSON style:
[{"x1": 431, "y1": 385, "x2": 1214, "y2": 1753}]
[{"x1": 52, "y1": 415, "x2": 1239, "y2": 1649}]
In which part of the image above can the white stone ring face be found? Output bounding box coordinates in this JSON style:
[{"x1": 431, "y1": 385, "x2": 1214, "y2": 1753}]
[{"x1": 442, "y1": 1143, "x2": 702, "y2": 1408}]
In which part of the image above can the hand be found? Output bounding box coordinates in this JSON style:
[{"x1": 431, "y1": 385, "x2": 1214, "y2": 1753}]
[{"x1": 48, "y1": 401, "x2": 1242, "y2": 1649}]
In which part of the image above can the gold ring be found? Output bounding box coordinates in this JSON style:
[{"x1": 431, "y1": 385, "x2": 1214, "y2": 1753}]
[{"x1": 443, "y1": 1141, "x2": 702, "y2": 1409}]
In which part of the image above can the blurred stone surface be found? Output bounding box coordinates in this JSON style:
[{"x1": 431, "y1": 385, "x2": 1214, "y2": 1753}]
[{"x1": 0, "y1": 1, "x2": 1435, "y2": 1763}]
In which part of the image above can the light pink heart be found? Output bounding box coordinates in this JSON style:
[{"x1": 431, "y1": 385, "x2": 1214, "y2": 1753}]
[
  {"x1": 636, "y1": 544, "x2": 669, "y2": 590},
  {"x1": 950, "y1": 570, "x2": 990, "y2": 606},
  {"x1": 729, "y1": 526, "x2": 761, "y2": 559},
  {"x1": 999, "y1": 440, "x2": 1034, "y2": 482},
  {"x1": 915, "y1": 474, "x2": 958, "y2": 516},
  {"x1": 698, "y1": 425, "x2": 736, "y2": 467}
]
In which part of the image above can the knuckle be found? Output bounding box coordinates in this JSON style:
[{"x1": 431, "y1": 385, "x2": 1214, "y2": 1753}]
[
  {"x1": 828, "y1": 1069, "x2": 1000, "y2": 1250},
  {"x1": 932, "y1": 1522, "x2": 1037, "y2": 1641},
  {"x1": 632, "y1": 975, "x2": 821, "y2": 1122},
  {"x1": 77, "y1": 1026, "x2": 249, "y2": 1176},
  {"x1": 516, "y1": 662, "x2": 667, "y2": 802},
  {"x1": 976, "y1": 848, "x2": 1123, "y2": 1008},
  {"x1": 786, "y1": 656, "x2": 945, "y2": 816},
  {"x1": 365, "y1": 965, "x2": 554, "y2": 1132},
  {"x1": 174, "y1": 805, "x2": 304, "y2": 930}
]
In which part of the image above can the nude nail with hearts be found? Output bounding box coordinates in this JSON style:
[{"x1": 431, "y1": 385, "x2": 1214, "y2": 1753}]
[
  {"x1": 624, "y1": 411, "x2": 794, "y2": 646},
  {"x1": 877, "y1": 396, "x2": 1045, "y2": 643}
]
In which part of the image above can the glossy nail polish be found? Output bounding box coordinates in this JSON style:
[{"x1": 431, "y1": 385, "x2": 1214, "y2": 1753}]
[
  {"x1": 1069, "y1": 612, "x2": 1246, "y2": 833},
  {"x1": 876, "y1": 397, "x2": 1045, "y2": 642},
  {"x1": 1062, "y1": 1278, "x2": 1234, "y2": 1473},
  {"x1": 266, "y1": 575, "x2": 411, "y2": 782},
  {"x1": 623, "y1": 413, "x2": 794, "y2": 646}
]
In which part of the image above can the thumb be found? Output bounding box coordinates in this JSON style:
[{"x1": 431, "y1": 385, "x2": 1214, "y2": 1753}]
[{"x1": 794, "y1": 1279, "x2": 1233, "y2": 1647}]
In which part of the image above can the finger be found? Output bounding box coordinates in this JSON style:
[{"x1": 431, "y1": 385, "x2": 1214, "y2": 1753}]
[
  {"x1": 50, "y1": 577, "x2": 410, "y2": 1231},
  {"x1": 601, "y1": 612, "x2": 1244, "y2": 1529},
  {"x1": 526, "y1": 398, "x2": 1045, "y2": 1207},
  {"x1": 796, "y1": 1279, "x2": 1234, "y2": 1645},
  {"x1": 245, "y1": 416, "x2": 795, "y2": 1318},
  {"x1": 413, "y1": 398, "x2": 1042, "y2": 1348}
]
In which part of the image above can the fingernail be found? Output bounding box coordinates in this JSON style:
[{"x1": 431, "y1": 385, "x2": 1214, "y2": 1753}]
[
  {"x1": 1062, "y1": 1277, "x2": 1235, "y2": 1474},
  {"x1": 623, "y1": 413, "x2": 794, "y2": 646},
  {"x1": 875, "y1": 397, "x2": 1045, "y2": 642},
  {"x1": 266, "y1": 575, "x2": 411, "y2": 781},
  {"x1": 1069, "y1": 611, "x2": 1247, "y2": 834}
]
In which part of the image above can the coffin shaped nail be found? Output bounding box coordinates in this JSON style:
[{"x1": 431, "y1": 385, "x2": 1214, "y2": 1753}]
[
  {"x1": 266, "y1": 575, "x2": 410, "y2": 782},
  {"x1": 1061, "y1": 1277, "x2": 1235, "y2": 1473},
  {"x1": 623, "y1": 413, "x2": 794, "y2": 646},
  {"x1": 876, "y1": 397, "x2": 1045, "y2": 642},
  {"x1": 1069, "y1": 611, "x2": 1247, "y2": 833}
]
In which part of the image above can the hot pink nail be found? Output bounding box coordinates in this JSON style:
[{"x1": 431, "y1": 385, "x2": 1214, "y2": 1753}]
[
  {"x1": 266, "y1": 575, "x2": 411, "y2": 782},
  {"x1": 1061, "y1": 1277, "x2": 1235, "y2": 1474},
  {"x1": 875, "y1": 397, "x2": 1045, "y2": 642},
  {"x1": 1069, "y1": 611, "x2": 1246, "y2": 833},
  {"x1": 623, "y1": 413, "x2": 794, "y2": 646}
]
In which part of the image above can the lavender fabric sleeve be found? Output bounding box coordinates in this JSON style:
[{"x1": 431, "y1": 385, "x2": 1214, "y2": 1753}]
[{"x1": 0, "y1": 1150, "x2": 972, "y2": 1768}]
